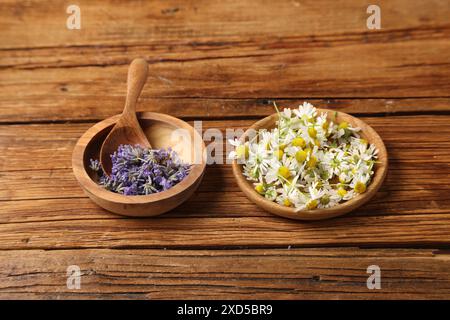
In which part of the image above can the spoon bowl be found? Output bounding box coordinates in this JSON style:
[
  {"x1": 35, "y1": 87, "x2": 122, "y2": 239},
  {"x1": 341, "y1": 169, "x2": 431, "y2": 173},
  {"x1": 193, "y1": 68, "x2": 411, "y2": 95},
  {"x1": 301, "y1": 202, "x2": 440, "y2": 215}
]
[
  {"x1": 232, "y1": 109, "x2": 388, "y2": 221},
  {"x1": 73, "y1": 112, "x2": 206, "y2": 217}
]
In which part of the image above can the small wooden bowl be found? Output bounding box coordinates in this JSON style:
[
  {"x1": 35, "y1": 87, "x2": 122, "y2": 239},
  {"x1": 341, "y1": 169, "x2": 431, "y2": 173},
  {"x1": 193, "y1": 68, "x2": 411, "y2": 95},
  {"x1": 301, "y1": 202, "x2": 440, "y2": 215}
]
[
  {"x1": 72, "y1": 112, "x2": 206, "y2": 217},
  {"x1": 232, "y1": 109, "x2": 388, "y2": 221}
]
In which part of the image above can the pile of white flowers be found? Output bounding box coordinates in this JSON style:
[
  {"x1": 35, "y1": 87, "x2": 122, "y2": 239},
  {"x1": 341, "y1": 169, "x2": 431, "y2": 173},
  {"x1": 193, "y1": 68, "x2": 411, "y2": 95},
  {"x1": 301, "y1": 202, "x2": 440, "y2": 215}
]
[{"x1": 229, "y1": 102, "x2": 378, "y2": 211}]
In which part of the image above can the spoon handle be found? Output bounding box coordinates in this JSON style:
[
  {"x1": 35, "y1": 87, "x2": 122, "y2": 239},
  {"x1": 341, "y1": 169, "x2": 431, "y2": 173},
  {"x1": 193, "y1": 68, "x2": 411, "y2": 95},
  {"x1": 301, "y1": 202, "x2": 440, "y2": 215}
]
[{"x1": 123, "y1": 58, "x2": 148, "y2": 116}]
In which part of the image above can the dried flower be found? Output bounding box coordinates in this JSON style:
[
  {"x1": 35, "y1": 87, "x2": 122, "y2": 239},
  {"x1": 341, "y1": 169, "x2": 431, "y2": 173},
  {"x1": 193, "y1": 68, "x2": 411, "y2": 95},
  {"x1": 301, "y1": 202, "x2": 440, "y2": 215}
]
[
  {"x1": 228, "y1": 102, "x2": 379, "y2": 211},
  {"x1": 90, "y1": 145, "x2": 190, "y2": 196}
]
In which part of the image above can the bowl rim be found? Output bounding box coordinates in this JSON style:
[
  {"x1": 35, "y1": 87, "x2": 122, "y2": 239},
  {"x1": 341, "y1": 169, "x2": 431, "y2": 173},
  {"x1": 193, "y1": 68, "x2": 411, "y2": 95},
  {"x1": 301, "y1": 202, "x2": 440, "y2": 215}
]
[
  {"x1": 231, "y1": 108, "x2": 388, "y2": 220},
  {"x1": 72, "y1": 112, "x2": 206, "y2": 204}
]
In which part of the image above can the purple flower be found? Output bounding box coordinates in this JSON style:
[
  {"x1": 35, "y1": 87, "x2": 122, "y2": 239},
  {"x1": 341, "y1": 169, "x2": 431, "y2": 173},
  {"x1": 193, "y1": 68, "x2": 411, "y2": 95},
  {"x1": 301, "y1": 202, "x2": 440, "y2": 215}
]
[
  {"x1": 89, "y1": 159, "x2": 101, "y2": 172},
  {"x1": 90, "y1": 144, "x2": 190, "y2": 196}
]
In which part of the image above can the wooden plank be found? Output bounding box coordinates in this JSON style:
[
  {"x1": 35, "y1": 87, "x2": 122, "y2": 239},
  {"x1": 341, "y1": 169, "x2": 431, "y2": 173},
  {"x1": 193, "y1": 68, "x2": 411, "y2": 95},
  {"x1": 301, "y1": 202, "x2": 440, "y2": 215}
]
[
  {"x1": 3, "y1": 26, "x2": 450, "y2": 70},
  {"x1": 0, "y1": 248, "x2": 449, "y2": 299},
  {"x1": 1, "y1": 36, "x2": 449, "y2": 119},
  {"x1": 1, "y1": 1, "x2": 449, "y2": 121},
  {"x1": 1, "y1": 0, "x2": 449, "y2": 49},
  {"x1": 1, "y1": 116, "x2": 450, "y2": 171},
  {"x1": 1, "y1": 167, "x2": 450, "y2": 222},
  {"x1": 1, "y1": 97, "x2": 450, "y2": 123},
  {"x1": 0, "y1": 210, "x2": 450, "y2": 249},
  {"x1": 3, "y1": 176, "x2": 448, "y2": 246},
  {"x1": 1, "y1": 157, "x2": 450, "y2": 201}
]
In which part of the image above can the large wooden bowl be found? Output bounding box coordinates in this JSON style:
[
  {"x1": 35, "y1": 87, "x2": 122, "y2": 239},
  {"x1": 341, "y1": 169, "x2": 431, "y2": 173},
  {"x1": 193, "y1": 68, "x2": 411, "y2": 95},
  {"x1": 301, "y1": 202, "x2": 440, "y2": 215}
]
[
  {"x1": 232, "y1": 109, "x2": 388, "y2": 221},
  {"x1": 72, "y1": 112, "x2": 206, "y2": 217}
]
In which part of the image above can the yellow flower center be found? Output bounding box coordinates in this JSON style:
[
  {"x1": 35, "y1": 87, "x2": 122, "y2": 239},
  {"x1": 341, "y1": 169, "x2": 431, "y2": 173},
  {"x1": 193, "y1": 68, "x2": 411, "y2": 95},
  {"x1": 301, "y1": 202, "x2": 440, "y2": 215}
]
[
  {"x1": 292, "y1": 137, "x2": 306, "y2": 148},
  {"x1": 274, "y1": 149, "x2": 284, "y2": 160},
  {"x1": 304, "y1": 147, "x2": 312, "y2": 154},
  {"x1": 307, "y1": 156, "x2": 318, "y2": 168},
  {"x1": 306, "y1": 199, "x2": 318, "y2": 210},
  {"x1": 339, "y1": 121, "x2": 349, "y2": 130},
  {"x1": 354, "y1": 181, "x2": 367, "y2": 193},
  {"x1": 283, "y1": 198, "x2": 292, "y2": 207},
  {"x1": 236, "y1": 145, "x2": 249, "y2": 159},
  {"x1": 308, "y1": 127, "x2": 317, "y2": 138},
  {"x1": 255, "y1": 184, "x2": 265, "y2": 194},
  {"x1": 360, "y1": 138, "x2": 368, "y2": 146},
  {"x1": 278, "y1": 166, "x2": 291, "y2": 179},
  {"x1": 295, "y1": 150, "x2": 307, "y2": 163},
  {"x1": 337, "y1": 188, "x2": 347, "y2": 197},
  {"x1": 314, "y1": 139, "x2": 321, "y2": 146},
  {"x1": 322, "y1": 121, "x2": 329, "y2": 130}
]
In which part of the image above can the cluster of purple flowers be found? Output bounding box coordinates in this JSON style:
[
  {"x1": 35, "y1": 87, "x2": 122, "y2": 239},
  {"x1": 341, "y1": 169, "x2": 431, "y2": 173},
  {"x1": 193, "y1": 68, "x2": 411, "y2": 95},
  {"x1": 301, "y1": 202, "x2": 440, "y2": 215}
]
[{"x1": 90, "y1": 144, "x2": 191, "y2": 196}]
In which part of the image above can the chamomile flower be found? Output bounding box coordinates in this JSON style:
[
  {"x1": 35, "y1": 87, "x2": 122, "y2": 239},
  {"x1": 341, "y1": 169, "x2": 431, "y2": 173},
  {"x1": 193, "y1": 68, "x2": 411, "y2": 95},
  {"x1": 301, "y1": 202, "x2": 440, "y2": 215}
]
[
  {"x1": 276, "y1": 183, "x2": 302, "y2": 207},
  {"x1": 264, "y1": 185, "x2": 278, "y2": 201},
  {"x1": 294, "y1": 102, "x2": 317, "y2": 121},
  {"x1": 228, "y1": 138, "x2": 248, "y2": 161},
  {"x1": 265, "y1": 156, "x2": 297, "y2": 184},
  {"x1": 350, "y1": 172, "x2": 371, "y2": 194},
  {"x1": 229, "y1": 102, "x2": 379, "y2": 211}
]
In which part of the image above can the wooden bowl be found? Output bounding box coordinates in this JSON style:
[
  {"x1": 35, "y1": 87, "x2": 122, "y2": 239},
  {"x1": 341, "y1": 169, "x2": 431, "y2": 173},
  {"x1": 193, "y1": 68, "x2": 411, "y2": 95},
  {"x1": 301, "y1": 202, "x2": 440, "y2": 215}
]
[
  {"x1": 72, "y1": 112, "x2": 206, "y2": 217},
  {"x1": 232, "y1": 109, "x2": 388, "y2": 221}
]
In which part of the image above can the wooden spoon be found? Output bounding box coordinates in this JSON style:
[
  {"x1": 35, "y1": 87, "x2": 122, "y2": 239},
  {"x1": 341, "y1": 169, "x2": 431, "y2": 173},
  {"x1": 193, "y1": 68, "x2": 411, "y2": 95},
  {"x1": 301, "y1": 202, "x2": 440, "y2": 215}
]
[{"x1": 100, "y1": 58, "x2": 151, "y2": 176}]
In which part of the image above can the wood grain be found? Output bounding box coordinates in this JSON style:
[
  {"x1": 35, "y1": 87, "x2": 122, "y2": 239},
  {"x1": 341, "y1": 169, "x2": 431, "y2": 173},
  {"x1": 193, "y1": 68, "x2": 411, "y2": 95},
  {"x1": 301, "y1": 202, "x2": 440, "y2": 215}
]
[
  {"x1": 1, "y1": 37, "x2": 448, "y2": 109},
  {"x1": 2, "y1": 0, "x2": 449, "y2": 49},
  {"x1": 1, "y1": 0, "x2": 449, "y2": 123},
  {"x1": 0, "y1": 116, "x2": 448, "y2": 250},
  {"x1": 1, "y1": 97, "x2": 450, "y2": 124},
  {"x1": 1, "y1": 115, "x2": 450, "y2": 171},
  {"x1": 1, "y1": 213, "x2": 450, "y2": 250},
  {"x1": 1, "y1": 0, "x2": 450, "y2": 299},
  {"x1": 99, "y1": 58, "x2": 151, "y2": 175},
  {"x1": 0, "y1": 248, "x2": 449, "y2": 299}
]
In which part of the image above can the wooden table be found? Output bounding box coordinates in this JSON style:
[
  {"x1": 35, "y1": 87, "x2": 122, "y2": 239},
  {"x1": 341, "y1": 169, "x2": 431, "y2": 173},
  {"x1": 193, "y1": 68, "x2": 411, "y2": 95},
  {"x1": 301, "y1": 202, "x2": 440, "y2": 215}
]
[{"x1": 1, "y1": 0, "x2": 449, "y2": 299}]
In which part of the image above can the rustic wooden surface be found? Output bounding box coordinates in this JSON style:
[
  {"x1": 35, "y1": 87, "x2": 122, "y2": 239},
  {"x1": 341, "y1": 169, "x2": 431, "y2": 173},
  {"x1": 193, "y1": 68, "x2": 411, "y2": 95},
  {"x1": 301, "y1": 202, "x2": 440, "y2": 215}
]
[{"x1": 0, "y1": 0, "x2": 449, "y2": 299}]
